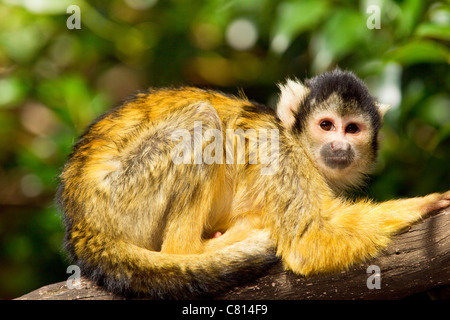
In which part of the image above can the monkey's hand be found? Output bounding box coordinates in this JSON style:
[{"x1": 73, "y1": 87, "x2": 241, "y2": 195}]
[
  {"x1": 366, "y1": 190, "x2": 450, "y2": 236},
  {"x1": 420, "y1": 190, "x2": 450, "y2": 215}
]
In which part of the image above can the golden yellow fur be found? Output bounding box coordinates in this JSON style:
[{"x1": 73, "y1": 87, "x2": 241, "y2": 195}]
[{"x1": 58, "y1": 70, "x2": 450, "y2": 298}]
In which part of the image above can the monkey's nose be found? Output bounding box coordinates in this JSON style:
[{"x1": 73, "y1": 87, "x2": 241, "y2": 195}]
[{"x1": 331, "y1": 141, "x2": 350, "y2": 151}]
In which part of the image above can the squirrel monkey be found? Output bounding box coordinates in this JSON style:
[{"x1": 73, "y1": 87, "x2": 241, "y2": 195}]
[{"x1": 58, "y1": 69, "x2": 450, "y2": 298}]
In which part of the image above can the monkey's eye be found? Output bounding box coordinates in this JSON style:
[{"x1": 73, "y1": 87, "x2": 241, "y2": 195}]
[
  {"x1": 319, "y1": 120, "x2": 334, "y2": 131},
  {"x1": 345, "y1": 123, "x2": 360, "y2": 134}
]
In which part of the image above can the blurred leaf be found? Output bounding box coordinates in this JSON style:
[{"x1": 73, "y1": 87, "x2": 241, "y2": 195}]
[
  {"x1": 427, "y1": 2, "x2": 450, "y2": 26},
  {"x1": 6, "y1": 0, "x2": 79, "y2": 14},
  {"x1": 385, "y1": 40, "x2": 450, "y2": 65},
  {"x1": 37, "y1": 75, "x2": 107, "y2": 130},
  {"x1": 4, "y1": 235, "x2": 32, "y2": 264},
  {"x1": 0, "y1": 15, "x2": 55, "y2": 64},
  {"x1": 415, "y1": 23, "x2": 450, "y2": 41},
  {"x1": 395, "y1": 0, "x2": 424, "y2": 38},
  {"x1": 0, "y1": 112, "x2": 17, "y2": 139},
  {"x1": 320, "y1": 9, "x2": 368, "y2": 58},
  {"x1": 273, "y1": 0, "x2": 329, "y2": 43},
  {"x1": 420, "y1": 94, "x2": 450, "y2": 128},
  {"x1": 0, "y1": 77, "x2": 28, "y2": 107}
]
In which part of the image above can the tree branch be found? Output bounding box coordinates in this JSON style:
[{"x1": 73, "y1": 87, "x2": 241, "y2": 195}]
[{"x1": 16, "y1": 207, "x2": 450, "y2": 300}]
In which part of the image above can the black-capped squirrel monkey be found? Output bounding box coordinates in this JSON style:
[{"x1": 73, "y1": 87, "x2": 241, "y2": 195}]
[{"x1": 57, "y1": 69, "x2": 450, "y2": 298}]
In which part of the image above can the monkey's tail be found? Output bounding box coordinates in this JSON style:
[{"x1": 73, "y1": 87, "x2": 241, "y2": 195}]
[{"x1": 67, "y1": 230, "x2": 278, "y2": 299}]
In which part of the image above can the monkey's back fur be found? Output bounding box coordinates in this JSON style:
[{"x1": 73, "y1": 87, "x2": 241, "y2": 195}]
[{"x1": 58, "y1": 87, "x2": 281, "y2": 298}]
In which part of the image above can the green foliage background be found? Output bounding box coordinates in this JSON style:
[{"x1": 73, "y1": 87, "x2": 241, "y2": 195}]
[{"x1": 0, "y1": 0, "x2": 449, "y2": 299}]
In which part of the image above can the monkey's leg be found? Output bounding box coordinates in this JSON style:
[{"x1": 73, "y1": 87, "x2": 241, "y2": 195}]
[
  {"x1": 281, "y1": 191, "x2": 450, "y2": 276},
  {"x1": 158, "y1": 158, "x2": 233, "y2": 255},
  {"x1": 211, "y1": 231, "x2": 223, "y2": 238},
  {"x1": 155, "y1": 102, "x2": 232, "y2": 255},
  {"x1": 203, "y1": 211, "x2": 267, "y2": 252}
]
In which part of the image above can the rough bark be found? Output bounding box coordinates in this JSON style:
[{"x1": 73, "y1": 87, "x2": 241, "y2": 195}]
[{"x1": 16, "y1": 207, "x2": 450, "y2": 300}]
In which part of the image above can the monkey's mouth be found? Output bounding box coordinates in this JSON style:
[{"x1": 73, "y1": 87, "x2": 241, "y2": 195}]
[
  {"x1": 320, "y1": 147, "x2": 355, "y2": 170},
  {"x1": 323, "y1": 156, "x2": 353, "y2": 170}
]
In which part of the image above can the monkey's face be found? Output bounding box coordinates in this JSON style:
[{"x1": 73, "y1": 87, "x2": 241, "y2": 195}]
[
  {"x1": 276, "y1": 71, "x2": 387, "y2": 192},
  {"x1": 304, "y1": 109, "x2": 376, "y2": 189}
]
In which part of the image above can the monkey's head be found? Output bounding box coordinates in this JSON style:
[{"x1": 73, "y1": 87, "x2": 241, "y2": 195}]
[{"x1": 276, "y1": 69, "x2": 390, "y2": 193}]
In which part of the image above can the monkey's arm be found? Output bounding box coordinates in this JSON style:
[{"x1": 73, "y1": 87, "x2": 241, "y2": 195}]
[
  {"x1": 278, "y1": 191, "x2": 450, "y2": 276},
  {"x1": 220, "y1": 205, "x2": 450, "y2": 299}
]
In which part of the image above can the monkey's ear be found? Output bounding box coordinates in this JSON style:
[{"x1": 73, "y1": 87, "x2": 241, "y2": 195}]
[
  {"x1": 376, "y1": 102, "x2": 391, "y2": 117},
  {"x1": 276, "y1": 79, "x2": 309, "y2": 129}
]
